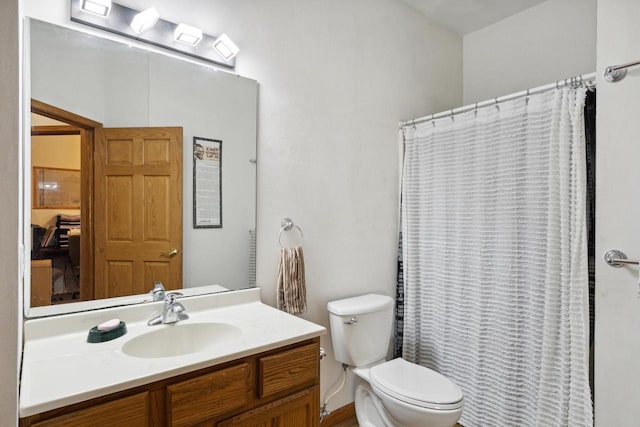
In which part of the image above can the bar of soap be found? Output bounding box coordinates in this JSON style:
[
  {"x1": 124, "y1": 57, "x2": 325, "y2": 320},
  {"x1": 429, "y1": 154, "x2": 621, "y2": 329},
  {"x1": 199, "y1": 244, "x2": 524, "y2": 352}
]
[{"x1": 97, "y1": 318, "x2": 121, "y2": 331}]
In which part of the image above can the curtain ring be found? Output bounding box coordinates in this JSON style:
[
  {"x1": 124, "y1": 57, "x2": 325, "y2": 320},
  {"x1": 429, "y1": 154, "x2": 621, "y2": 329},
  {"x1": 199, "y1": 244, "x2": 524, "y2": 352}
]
[
  {"x1": 525, "y1": 88, "x2": 530, "y2": 105},
  {"x1": 474, "y1": 102, "x2": 478, "y2": 117},
  {"x1": 494, "y1": 97, "x2": 500, "y2": 111},
  {"x1": 412, "y1": 120, "x2": 416, "y2": 130},
  {"x1": 556, "y1": 80, "x2": 560, "y2": 89},
  {"x1": 450, "y1": 110, "x2": 455, "y2": 122}
]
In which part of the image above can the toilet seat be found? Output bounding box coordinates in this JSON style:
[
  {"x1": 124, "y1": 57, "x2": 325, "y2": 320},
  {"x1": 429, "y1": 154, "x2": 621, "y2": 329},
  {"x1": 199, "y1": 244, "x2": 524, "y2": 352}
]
[{"x1": 370, "y1": 358, "x2": 463, "y2": 411}]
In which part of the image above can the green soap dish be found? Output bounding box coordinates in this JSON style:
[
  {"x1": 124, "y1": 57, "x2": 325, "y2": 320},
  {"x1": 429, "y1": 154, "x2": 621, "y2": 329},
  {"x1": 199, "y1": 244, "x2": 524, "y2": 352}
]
[{"x1": 87, "y1": 321, "x2": 127, "y2": 343}]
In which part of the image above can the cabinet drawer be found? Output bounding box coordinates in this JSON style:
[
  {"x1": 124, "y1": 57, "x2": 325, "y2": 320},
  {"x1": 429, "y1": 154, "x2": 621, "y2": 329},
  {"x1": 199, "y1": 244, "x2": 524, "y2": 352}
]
[
  {"x1": 32, "y1": 392, "x2": 149, "y2": 427},
  {"x1": 167, "y1": 362, "x2": 253, "y2": 427},
  {"x1": 259, "y1": 343, "x2": 319, "y2": 398}
]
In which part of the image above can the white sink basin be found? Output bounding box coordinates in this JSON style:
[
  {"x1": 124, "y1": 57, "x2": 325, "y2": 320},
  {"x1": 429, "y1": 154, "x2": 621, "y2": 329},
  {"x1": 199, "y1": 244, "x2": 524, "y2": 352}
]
[{"x1": 122, "y1": 322, "x2": 241, "y2": 358}]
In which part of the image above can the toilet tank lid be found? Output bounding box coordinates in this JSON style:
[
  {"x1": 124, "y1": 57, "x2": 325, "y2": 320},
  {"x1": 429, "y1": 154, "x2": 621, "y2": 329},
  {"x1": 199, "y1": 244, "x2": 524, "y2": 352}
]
[{"x1": 327, "y1": 294, "x2": 393, "y2": 316}]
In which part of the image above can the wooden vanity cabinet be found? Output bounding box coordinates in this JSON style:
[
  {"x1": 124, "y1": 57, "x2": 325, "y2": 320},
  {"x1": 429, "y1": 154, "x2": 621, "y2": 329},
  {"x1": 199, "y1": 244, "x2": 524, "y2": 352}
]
[{"x1": 20, "y1": 338, "x2": 320, "y2": 427}]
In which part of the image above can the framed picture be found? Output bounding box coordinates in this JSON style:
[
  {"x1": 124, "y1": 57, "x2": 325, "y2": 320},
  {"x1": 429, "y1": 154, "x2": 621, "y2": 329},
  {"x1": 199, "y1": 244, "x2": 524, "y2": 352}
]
[
  {"x1": 33, "y1": 166, "x2": 81, "y2": 209},
  {"x1": 193, "y1": 137, "x2": 222, "y2": 228}
]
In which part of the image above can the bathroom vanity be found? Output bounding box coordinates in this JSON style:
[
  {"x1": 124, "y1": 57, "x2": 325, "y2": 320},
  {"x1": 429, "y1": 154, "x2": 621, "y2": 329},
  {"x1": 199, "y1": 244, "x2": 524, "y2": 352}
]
[{"x1": 19, "y1": 289, "x2": 325, "y2": 427}]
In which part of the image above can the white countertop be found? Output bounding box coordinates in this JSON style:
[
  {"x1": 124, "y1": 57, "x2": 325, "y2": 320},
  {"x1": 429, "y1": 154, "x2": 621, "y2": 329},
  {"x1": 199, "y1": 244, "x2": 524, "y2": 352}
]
[{"x1": 20, "y1": 288, "x2": 326, "y2": 417}]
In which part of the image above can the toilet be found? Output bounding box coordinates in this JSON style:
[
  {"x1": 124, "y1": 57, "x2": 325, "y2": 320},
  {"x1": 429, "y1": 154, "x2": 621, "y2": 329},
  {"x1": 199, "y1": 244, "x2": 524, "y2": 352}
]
[{"x1": 327, "y1": 294, "x2": 463, "y2": 427}]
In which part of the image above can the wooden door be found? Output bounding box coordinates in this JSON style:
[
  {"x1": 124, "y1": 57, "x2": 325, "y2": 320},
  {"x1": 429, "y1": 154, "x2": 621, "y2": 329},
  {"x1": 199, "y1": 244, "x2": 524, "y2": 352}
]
[{"x1": 94, "y1": 127, "x2": 182, "y2": 299}]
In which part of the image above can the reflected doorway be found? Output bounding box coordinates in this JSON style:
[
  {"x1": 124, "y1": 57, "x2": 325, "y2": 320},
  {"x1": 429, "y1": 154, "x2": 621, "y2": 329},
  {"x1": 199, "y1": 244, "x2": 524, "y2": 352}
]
[{"x1": 30, "y1": 99, "x2": 98, "y2": 306}]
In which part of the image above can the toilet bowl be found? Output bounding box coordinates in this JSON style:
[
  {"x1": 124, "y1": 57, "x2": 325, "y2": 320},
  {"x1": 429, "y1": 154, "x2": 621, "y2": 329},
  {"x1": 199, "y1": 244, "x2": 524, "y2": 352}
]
[
  {"x1": 352, "y1": 358, "x2": 463, "y2": 427},
  {"x1": 327, "y1": 294, "x2": 463, "y2": 427},
  {"x1": 354, "y1": 382, "x2": 394, "y2": 427}
]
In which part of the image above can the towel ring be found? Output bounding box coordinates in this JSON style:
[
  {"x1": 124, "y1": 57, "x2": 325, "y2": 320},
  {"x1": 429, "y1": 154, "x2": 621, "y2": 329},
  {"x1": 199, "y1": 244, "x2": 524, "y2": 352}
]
[{"x1": 279, "y1": 218, "x2": 304, "y2": 248}]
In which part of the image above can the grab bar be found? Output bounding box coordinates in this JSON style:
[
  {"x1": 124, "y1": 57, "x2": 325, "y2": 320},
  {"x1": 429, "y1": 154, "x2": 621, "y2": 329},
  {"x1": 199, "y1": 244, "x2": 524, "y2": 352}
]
[
  {"x1": 604, "y1": 249, "x2": 639, "y2": 267},
  {"x1": 604, "y1": 59, "x2": 640, "y2": 82}
]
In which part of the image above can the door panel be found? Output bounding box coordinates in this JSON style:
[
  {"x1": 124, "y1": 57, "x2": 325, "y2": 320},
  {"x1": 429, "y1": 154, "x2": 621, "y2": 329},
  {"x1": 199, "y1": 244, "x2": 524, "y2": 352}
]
[
  {"x1": 95, "y1": 127, "x2": 182, "y2": 299},
  {"x1": 106, "y1": 176, "x2": 133, "y2": 240},
  {"x1": 144, "y1": 176, "x2": 170, "y2": 241}
]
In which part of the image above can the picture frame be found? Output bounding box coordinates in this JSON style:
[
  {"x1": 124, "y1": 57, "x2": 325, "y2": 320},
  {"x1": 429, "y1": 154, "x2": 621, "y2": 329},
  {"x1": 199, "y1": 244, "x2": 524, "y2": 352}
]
[
  {"x1": 33, "y1": 166, "x2": 81, "y2": 209},
  {"x1": 193, "y1": 137, "x2": 223, "y2": 228}
]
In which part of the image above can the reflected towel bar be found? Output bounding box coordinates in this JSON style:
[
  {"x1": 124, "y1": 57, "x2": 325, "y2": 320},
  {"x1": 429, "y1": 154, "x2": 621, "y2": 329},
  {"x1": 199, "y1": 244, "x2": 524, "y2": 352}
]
[{"x1": 604, "y1": 249, "x2": 639, "y2": 267}]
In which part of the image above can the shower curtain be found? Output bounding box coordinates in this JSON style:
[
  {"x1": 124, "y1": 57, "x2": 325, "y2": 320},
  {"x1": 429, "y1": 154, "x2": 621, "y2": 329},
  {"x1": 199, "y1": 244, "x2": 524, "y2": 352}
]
[{"x1": 402, "y1": 87, "x2": 593, "y2": 427}]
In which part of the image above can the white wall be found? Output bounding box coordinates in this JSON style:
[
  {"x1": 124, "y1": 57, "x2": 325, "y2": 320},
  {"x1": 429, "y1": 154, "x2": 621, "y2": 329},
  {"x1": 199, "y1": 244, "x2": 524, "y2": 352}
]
[
  {"x1": 228, "y1": 0, "x2": 462, "y2": 409},
  {"x1": 24, "y1": 0, "x2": 462, "y2": 412},
  {"x1": 463, "y1": 0, "x2": 596, "y2": 104},
  {"x1": 185, "y1": 0, "x2": 462, "y2": 410},
  {"x1": 31, "y1": 134, "x2": 81, "y2": 227},
  {"x1": 0, "y1": 0, "x2": 21, "y2": 424},
  {"x1": 595, "y1": 0, "x2": 640, "y2": 425}
]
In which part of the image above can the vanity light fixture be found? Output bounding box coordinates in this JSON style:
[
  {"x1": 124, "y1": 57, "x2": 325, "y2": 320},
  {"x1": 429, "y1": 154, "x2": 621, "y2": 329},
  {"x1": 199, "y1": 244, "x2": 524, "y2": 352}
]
[
  {"x1": 212, "y1": 33, "x2": 239, "y2": 60},
  {"x1": 174, "y1": 23, "x2": 203, "y2": 46},
  {"x1": 130, "y1": 7, "x2": 160, "y2": 34},
  {"x1": 70, "y1": 1, "x2": 237, "y2": 68},
  {"x1": 80, "y1": 0, "x2": 112, "y2": 17}
]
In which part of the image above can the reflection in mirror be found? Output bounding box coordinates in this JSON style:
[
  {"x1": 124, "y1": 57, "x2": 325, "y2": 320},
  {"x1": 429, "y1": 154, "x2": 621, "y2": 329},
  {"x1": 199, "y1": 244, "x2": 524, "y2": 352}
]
[{"x1": 27, "y1": 18, "x2": 258, "y2": 317}]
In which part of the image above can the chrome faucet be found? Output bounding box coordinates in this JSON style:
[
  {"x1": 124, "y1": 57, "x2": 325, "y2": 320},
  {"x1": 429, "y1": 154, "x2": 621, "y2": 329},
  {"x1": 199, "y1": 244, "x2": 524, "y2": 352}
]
[
  {"x1": 150, "y1": 281, "x2": 166, "y2": 301},
  {"x1": 148, "y1": 292, "x2": 189, "y2": 326}
]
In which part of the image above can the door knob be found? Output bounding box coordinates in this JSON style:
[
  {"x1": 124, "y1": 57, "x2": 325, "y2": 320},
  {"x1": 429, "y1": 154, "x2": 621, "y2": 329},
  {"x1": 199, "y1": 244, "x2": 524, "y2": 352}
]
[{"x1": 160, "y1": 248, "x2": 178, "y2": 258}]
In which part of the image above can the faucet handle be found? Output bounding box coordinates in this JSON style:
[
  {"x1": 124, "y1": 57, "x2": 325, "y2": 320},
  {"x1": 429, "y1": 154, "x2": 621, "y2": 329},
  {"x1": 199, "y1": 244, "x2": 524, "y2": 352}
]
[
  {"x1": 165, "y1": 292, "x2": 184, "y2": 304},
  {"x1": 151, "y1": 281, "x2": 166, "y2": 301}
]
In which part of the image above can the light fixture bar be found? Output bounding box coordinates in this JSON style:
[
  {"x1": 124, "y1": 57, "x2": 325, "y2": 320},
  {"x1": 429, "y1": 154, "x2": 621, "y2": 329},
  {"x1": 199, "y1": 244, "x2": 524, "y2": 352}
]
[{"x1": 70, "y1": 1, "x2": 236, "y2": 68}]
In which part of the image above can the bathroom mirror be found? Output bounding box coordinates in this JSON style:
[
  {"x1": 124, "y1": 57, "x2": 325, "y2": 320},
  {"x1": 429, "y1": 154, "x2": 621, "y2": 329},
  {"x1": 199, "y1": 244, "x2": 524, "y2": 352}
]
[{"x1": 25, "y1": 18, "x2": 258, "y2": 317}]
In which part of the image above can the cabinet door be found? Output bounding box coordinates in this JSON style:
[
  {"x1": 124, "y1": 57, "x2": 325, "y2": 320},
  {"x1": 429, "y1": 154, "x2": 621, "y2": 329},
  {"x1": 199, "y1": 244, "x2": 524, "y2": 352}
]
[
  {"x1": 31, "y1": 392, "x2": 149, "y2": 427},
  {"x1": 217, "y1": 387, "x2": 319, "y2": 427},
  {"x1": 167, "y1": 362, "x2": 253, "y2": 427}
]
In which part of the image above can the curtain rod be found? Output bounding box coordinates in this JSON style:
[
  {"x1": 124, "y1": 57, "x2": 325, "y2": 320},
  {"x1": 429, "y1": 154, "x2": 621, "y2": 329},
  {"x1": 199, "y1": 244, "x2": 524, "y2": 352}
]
[{"x1": 401, "y1": 72, "x2": 596, "y2": 129}]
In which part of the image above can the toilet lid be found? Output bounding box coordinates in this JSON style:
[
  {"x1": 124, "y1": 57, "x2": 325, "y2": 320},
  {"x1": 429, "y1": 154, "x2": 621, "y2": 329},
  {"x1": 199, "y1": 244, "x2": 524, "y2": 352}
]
[{"x1": 370, "y1": 358, "x2": 463, "y2": 410}]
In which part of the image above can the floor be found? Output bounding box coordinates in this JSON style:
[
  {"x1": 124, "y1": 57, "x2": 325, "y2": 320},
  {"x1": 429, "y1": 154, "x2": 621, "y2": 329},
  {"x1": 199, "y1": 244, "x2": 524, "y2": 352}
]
[
  {"x1": 331, "y1": 417, "x2": 462, "y2": 427},
  {"x1": 332, "y1": 416, "x2": 358, "y2": 427}
]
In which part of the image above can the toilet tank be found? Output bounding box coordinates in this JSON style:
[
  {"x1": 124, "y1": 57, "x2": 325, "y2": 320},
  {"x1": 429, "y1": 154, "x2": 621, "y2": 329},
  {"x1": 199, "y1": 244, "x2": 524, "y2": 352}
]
[{"x1": 327, "y1": 294, "x2": 394, "y2": 367}]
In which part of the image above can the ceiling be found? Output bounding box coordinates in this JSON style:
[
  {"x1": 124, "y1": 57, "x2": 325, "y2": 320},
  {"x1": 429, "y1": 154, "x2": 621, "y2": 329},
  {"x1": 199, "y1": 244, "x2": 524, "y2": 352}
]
[
  {"x1": 402, "y1": 0, "x2": 547, "y2": 34},
  {"x1": 115, "y1": 0, "x2": 547, "y2": 36}
]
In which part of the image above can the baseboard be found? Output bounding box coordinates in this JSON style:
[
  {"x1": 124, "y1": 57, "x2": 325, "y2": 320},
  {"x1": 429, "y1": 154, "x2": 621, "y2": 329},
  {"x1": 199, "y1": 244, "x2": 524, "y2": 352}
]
[
  {"x1": 319, "y1": 402, "x2": 463, "y2": 427},
  {"x1": 320, "y1": 402, "x2": 355, "y2": 426}
]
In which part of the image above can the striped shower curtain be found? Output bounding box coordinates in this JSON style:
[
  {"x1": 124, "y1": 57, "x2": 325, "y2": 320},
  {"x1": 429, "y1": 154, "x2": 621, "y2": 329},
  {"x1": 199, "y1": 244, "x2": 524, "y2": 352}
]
[{"x1": 401, "y1": 87, "x2": 593, "y2": 426}]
